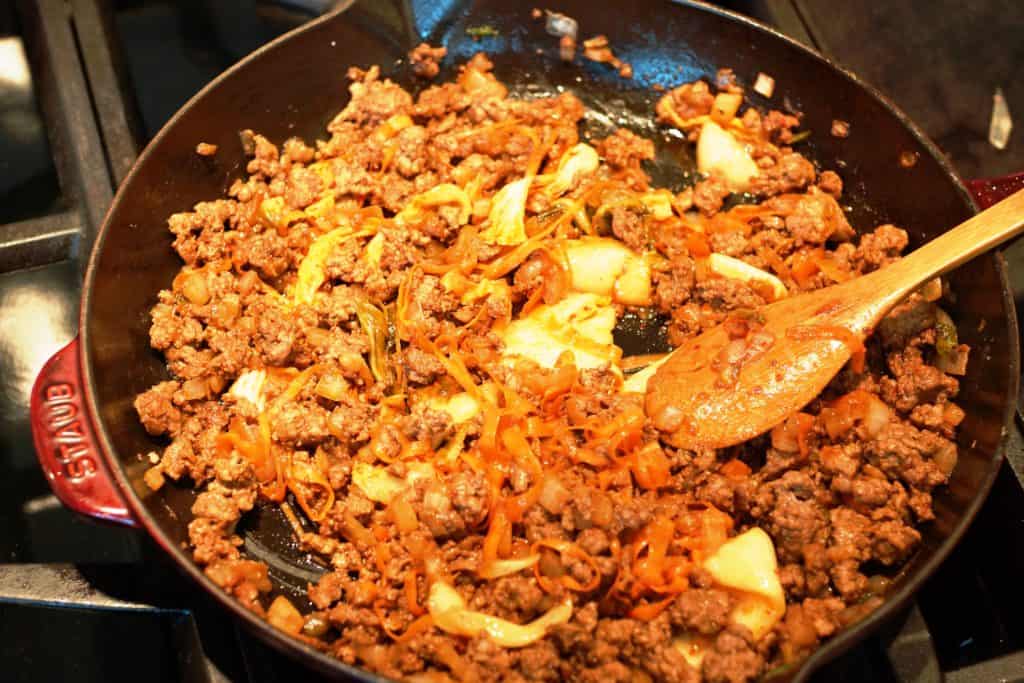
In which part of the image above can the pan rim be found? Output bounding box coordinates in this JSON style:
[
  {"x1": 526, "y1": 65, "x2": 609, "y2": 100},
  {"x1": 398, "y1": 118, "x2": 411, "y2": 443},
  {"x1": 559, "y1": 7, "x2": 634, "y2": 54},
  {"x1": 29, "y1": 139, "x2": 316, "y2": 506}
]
[{"x1": 77, "y1": 0, "x2": 1020, "y2": 680}]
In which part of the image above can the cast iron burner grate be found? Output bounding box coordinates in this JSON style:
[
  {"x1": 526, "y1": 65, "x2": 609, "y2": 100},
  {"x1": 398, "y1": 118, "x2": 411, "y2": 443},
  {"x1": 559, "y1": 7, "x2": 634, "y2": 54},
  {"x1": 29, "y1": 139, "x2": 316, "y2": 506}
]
[{"x1": 0, "y1": 1, "x2": 1022, "y2": 681}]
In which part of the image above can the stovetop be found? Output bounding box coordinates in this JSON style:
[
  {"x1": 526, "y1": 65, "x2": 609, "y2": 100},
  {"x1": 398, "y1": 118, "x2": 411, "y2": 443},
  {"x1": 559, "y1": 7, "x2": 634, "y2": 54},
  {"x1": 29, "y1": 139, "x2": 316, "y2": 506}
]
[{"x1": 1, "y1": 1, "x2": 1023, "y2": 681}]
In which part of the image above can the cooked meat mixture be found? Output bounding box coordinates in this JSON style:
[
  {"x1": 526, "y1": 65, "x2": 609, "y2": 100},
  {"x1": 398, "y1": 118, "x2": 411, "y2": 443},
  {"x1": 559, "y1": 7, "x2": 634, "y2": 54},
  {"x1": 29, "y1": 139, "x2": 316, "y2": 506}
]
[{"x1": 137, "y1": 55, "x2": 968, "y2": 682}]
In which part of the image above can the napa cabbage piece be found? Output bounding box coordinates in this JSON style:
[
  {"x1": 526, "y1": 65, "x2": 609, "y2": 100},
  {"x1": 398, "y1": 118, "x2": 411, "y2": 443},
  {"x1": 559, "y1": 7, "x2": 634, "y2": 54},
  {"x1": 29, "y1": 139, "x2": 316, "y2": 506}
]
[
  {"x1": 696, "y1": 119, "x2": 759, "y2": 192},
  {"x1": 292, "y1": 225, "x2": 362, "y2": 305},
  {"x1": 539, "y1": 143, "x2": 599, "y2": 198},
  {"x1": 427, "y1": 581, "x2": 573, "y2": 648},
  {"x1": 500, "y1": 292, "x2": 619, "y2": 370},
  {"x1": 707, "y1": 253, "x2": 788, "y2": 302},
  {"x1": 351, "y1": 461, "x2": 436, "y2": 504},
  {"x1": 395, "y1": 183, "x2": 472, "y2": 229},
  {"x1": 703, "y1": 527, "x2": 786, "y2": 640},
  {"x1": 479, "y1": 177, "x2": 530, "y2": 246},
  {"x1": 564, "y1": 237, "x2": 652, "y2": 306},
  {"x1": 228, "y1": 369, "x2": 267, "y2": 411}
]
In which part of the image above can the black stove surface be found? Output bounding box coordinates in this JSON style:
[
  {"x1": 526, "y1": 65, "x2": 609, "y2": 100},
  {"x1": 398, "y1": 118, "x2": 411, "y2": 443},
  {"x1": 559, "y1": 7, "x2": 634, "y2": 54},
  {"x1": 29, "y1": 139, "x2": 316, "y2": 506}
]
[{"x1": 1, "y1": 1, "x2": 1024, "y2": 682}]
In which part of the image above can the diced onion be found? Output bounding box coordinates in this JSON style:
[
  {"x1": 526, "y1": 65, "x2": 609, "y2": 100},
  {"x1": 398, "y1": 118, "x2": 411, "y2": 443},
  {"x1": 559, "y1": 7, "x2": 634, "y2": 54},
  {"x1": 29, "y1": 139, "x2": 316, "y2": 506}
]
[
  {"x1": 820, "y1": 390, "x2": 890, "y2": 439},
  {"x1": 711, "y1": 92, "x2": 743, "y2": 125},
  {"x1": 564, "y1": 237, "x2": 653, "y2": 305},
  {"x1": 181, "y1": 271, "x2": 210, "y2": 305},
  {"x1": 182, "y1": 378, "x2": 209, "y2": 400},
  {"x1": 143, "y1": 466, "x2": 165, "y2": 491},
  {"x1": 863, "y1": 394, "x2": 891, "y2": 437},
  {"x1": 228, "y1": 369, "x2": 267, "y2": 411},
  {"x1": 538, "y1": 476, "x2": 571, "y2": 514},
  {"x1": 753, "y1": 72, "x2": 775, "y2": 98},
  {"x1": 315, "y1": 372, "x2": 349, "y2": 402},
  {"x1": 696, "y1": 120, "x2": 759, "y2": 192},
  {"x1": 352, "y1": 463, "x2": 407, "y2": 504},
  {"x1": 933, "y1": 441, "x2": 958, "y2": 477},
  {"x1": 267, "y1": 595, "x2": 304, "y2": 635}
]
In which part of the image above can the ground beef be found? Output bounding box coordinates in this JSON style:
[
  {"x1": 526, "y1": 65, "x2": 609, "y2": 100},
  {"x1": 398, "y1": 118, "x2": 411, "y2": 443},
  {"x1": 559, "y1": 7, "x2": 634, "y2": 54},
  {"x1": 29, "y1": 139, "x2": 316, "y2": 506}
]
[
  {"x1": 854, "y1": 224, "x2": 909, "y2": 272},
  {"x1": 695, "y1": 278, "x2": 767, "y2": 312},
  {"x1": 656, "y1": 80, "x2": 715, "y2": 122},
  {"x1": 817, "y1": 170, "x2": 843, "y2": 197},
  {"x1": 702, "y1": 625, "x2": 765, "y2": 683},
  {"x1": 753, "y1": 471, "x2": 829, "y2": 563},
  {"x1": 331, "y1": 66, "x2": 413, "y2": 128},
  {"x1": 669, "y1": 589, "x2": 734, "y2": 635},
  {"x1": 403, "y1": 346, "x2": 445, "y2": 385},
  {"x1": 597, "y1": 128, "x2": 655, "y2": 169},
  {"x1": 610, "y1": 206, "x2": 647, "y2": 251},
  {"x1": 272, "y1": 401, "x2": 330, "y2": 447},
  {"x1": 709, "y1": 230, "x2": 747, "y2": 256},
  {"x1": 864, "y1": 421, "x2": 952, "y2": 490},
  {"x1": 775, "y1": 190, "x2": 853, "y2": 244},
  {"x1": 409, "y1": 42, "x2": 447, "y2": 79},
  {"x1": 135, "y1": 381, "x2": 183, "y2": 436},
  {"x1": 880, "y1": 346, "x2": 958, "y2": 413},
  {"x1": 653, "y1": 256, "x2": 696, "y2": 312},
  {"x1": 748, "y1": 152, "x2": 816, "y2": 197},
  {"x1": 693, "y1": 175, "x2": 732, "y2": 215}
]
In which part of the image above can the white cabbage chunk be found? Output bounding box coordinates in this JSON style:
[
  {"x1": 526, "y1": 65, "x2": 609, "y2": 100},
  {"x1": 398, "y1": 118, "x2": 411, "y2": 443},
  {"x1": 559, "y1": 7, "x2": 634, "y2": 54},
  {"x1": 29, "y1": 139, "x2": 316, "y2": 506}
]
[
  {"x1": 696, "y1": 119, "x2": 759, "y2": 192},
  {"x1": 541, "y1": 143, "x2": 600, "y2": 198},
  {"x1": 395, "y1": 183, "x2": 472, "y2": 229},
  {"x1": 500, "y1": 292, "x2": 619, "y2": 370},
  {"x1": 707, "y1": 253, "x2": 788, "y2": 302},
  {"x1": 564, "y1": 237, "x2": 652, "y2": 306},
  {"x1": 703, "y1": 527, "x2": 786, "y2": 640}
]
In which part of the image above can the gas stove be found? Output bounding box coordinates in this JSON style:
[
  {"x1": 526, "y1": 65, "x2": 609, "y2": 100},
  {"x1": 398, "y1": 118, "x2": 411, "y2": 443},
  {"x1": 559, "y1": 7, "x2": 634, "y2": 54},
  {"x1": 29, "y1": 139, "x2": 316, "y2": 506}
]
[{"x1": 1, "y1": 1, "x2": 1023, "y2": 681}]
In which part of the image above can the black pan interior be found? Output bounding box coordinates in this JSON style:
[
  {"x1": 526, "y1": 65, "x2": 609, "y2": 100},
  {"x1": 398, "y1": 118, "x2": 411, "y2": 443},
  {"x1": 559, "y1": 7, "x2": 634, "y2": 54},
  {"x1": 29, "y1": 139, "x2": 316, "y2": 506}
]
[{"x1": 82, "y1": 0, "x2": 1017, "y2": 680}]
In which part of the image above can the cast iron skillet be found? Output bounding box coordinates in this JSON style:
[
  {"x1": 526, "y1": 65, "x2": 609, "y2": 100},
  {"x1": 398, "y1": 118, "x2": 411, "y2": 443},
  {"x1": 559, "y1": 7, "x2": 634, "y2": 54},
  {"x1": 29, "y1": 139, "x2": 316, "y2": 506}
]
[{"x1": 29, "y1": 0, "x2": 1024, "y2": 680}]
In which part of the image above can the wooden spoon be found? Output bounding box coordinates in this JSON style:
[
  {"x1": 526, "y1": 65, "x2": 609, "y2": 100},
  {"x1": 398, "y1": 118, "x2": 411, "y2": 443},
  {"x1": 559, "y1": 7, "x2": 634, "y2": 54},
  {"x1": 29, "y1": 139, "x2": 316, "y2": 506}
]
[{"x1": 645, "y1": 187, "x2": 1024, "y2": 450}]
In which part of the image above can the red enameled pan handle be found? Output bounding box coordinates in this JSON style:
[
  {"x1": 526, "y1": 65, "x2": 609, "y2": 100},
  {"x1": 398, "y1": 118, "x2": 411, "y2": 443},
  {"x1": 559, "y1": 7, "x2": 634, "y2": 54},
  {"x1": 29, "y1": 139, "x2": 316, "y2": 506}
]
[
  {"x1": 30, "y1": 337, "x2": 138, "y2": 527},
  {"x1": 967, "y1": 172, "x2": 1024, "y2": 209}
]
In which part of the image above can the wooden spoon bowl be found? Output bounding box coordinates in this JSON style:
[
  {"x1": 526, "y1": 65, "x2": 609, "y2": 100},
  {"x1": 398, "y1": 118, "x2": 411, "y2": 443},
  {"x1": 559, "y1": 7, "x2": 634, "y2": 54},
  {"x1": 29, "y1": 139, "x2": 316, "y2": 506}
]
[{"x1": 646, "y1": 187, "x2": 1024, "y2": 450}]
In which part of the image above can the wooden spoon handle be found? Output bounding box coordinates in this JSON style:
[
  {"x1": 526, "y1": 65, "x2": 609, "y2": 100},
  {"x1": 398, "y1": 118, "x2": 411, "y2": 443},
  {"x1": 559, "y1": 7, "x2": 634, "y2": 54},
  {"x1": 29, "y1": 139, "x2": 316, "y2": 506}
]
[{"x1": 875, "y1": 186, "x2": 1024, "y2": 306}]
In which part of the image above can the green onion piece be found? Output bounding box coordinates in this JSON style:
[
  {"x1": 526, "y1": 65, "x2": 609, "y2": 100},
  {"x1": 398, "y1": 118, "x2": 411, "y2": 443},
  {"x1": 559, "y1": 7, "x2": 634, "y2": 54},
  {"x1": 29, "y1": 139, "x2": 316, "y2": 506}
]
[
  {"x1": 466, "y1": 25, "x2": 500, "y2": 37},
  {"x1": 356, "y1": 301, "x2": 389, "y2": 384}
]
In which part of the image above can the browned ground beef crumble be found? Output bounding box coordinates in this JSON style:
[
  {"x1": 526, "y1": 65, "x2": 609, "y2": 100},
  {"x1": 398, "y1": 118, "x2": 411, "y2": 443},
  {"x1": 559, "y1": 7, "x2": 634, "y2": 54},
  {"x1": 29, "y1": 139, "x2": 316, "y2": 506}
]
[{"x1": 136, "y1": 54, "x2": 967, "y2": 682}]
